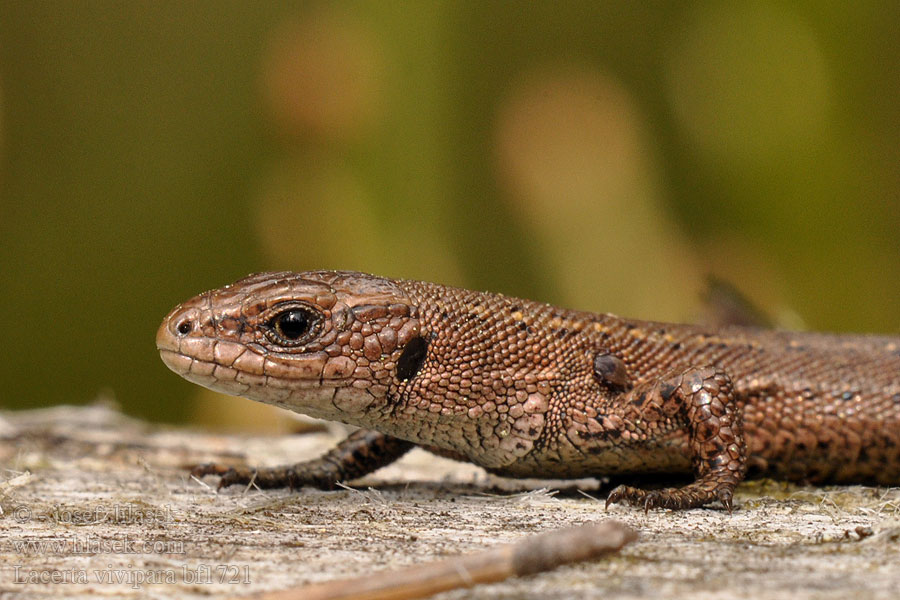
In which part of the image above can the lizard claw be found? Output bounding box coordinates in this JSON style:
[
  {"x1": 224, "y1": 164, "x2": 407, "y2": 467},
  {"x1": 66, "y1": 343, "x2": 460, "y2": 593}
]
[
  {"x1": 605, "y1": 484, "x2": 667, "y2": 511},
  {"x1": 717, "y1": 488, "x2": 734, "y2": 513},
  {"x1": 605, "y1": 484, "x2": 645, "y2": 509}
]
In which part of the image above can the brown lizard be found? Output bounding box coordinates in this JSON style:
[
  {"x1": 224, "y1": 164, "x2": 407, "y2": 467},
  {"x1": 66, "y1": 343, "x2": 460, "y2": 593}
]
[{"x1": 156, "y1": 271, "x2": 900, "y2": 510}]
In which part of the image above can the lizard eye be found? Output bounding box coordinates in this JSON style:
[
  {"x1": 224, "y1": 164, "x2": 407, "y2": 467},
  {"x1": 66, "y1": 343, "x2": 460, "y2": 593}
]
[
  {"x1": 275, "y1": 310, "x2": 311, "y2": 339},
  {"x1": 264, "y1": 304, "x2": 321, "y2": 345}
]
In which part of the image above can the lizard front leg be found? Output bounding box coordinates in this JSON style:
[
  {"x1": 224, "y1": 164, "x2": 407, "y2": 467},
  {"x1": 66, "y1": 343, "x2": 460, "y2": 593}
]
[
  {"x1": 192, "y1": 429, "x2": 413, "y2": 490},
  {"x1": 604, "y1": 366, "x2": 747, "y2": 510}
]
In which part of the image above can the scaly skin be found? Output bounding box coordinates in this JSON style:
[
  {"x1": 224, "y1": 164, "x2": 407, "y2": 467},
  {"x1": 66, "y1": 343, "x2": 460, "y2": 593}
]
[{"x1": 157, "y1": 271, "x2": 900, "y2": 510}]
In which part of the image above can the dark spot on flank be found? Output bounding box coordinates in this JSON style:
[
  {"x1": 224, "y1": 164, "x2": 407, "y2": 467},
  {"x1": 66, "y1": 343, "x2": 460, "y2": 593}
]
[
  {"x1": 397, "y1": 335, "x2": 429, "y2": 381},
  {"x1": 557, "y1": 328, "x2": 568, "y2": 339},
  {"x1": 592, "y1": 353, "x2": 631, "y2": 393},
  {"x1": 518, "y1": 321, "x2": 527, "y2": 331}
]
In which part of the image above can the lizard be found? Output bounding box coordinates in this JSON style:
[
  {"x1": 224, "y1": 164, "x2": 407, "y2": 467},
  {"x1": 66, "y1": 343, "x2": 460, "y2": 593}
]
[{"x1": 156, "y1": 270, "x2": 900, "y2": 510}]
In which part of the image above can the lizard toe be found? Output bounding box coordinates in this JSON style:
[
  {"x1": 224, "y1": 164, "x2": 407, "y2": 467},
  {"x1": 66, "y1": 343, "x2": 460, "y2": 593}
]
[
  {"x1": 217, "y1": 467, "x2": 256, "y2": 489},
  {"x1": 605, "y1": 484, "x2": 644, "y2": 509},
  {"x1": 717, "y1": 488, "x2": 734, "y2": 513}
]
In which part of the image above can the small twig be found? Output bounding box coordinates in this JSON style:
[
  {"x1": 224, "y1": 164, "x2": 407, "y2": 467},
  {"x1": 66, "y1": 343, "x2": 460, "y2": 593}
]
[
  {"x1": 576, "y1": 488, "x2": 602, "y2": 502},
  {"x1": 251, "y1": 520, "x2": 637, "y2": 600},
  {"x1": 0, "y1": 470, "x2": 32, "y2": 490},
  {"x1": 0, "y1": 471, "x2": 32, "y2": 504}
]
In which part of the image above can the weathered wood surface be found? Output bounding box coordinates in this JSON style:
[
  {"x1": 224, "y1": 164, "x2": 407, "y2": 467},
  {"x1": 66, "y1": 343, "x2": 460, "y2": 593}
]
[{"x1": 1, "y1": 404, "x2": 899, "y2": 599}]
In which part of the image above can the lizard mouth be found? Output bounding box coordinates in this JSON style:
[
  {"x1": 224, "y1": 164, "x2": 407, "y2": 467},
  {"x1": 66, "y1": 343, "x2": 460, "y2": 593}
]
[
  {"x1": 157, "y1": 347, "x2": 258, "y2": 397},
  {"x1": 157, "y1": 346, "x2": 375, "y2": 423},
  {"x1": 157, "y1": 347, "x2": 344, "y2": 393}
]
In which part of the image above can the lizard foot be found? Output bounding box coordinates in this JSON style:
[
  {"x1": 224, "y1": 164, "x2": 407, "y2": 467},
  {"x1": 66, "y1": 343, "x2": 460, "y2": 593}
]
[
  {"x1": 189, "y1": 431, "x2": 412, "y2": 492},
  {"x1": 605, "y1": 481, "x2": 734, "y2": 512},
  {"x1": 190, "y1": 463, "x2": 338, "y2": 490},
  {"x1": 601, "y1": 366, "x2": 745, "y2": 511}
]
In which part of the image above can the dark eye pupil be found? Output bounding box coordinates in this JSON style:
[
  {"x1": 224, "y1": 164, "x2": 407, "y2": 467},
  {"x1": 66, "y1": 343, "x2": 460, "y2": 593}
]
[{"x1": 276, "y1": 310, "x2": 310, "y2": 340}]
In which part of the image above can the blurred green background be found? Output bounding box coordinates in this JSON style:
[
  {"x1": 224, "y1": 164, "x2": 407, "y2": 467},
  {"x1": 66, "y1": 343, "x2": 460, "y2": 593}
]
[{"x1": 1, "y1": 2, "x2": 898, "y2": 424}]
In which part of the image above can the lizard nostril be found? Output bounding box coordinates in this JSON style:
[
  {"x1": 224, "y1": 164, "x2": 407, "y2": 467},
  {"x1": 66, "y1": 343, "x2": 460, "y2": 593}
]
[{"x1": 176, "y1": 319, "x2": 193, "y2": 336}]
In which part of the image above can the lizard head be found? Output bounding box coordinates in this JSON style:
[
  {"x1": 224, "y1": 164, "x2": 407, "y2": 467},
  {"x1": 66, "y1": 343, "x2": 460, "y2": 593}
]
[
  {"x1": 158, "y1": 270, "x2": 555, "y2": 471},
  {"x1": 156, "y1": 271, "x2": 425, "y2": 424}
]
